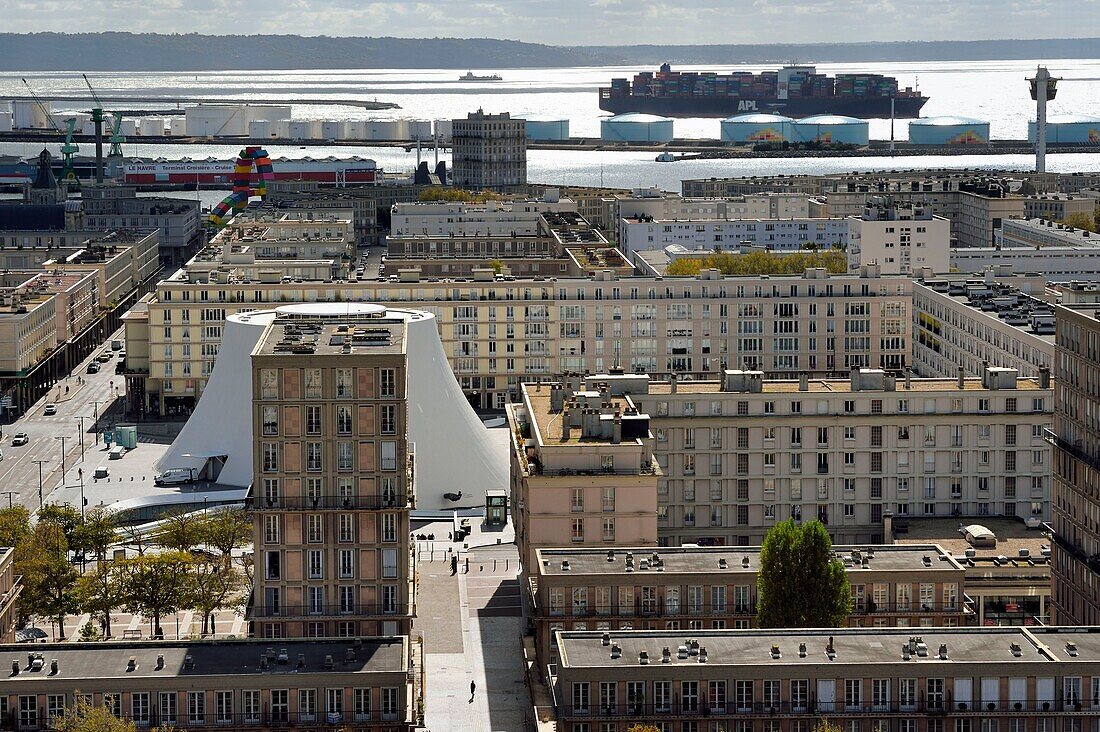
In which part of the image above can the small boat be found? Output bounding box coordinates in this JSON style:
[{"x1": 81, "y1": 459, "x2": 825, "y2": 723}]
[
  {"x1": 460, "y1": 72, "x2": 503, "y2": 82},
  {"x1": 655, "y1": 152, "x2": 676, "y2": 162}
]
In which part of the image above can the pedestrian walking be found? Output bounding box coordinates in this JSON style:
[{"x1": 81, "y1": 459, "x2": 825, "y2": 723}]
[
  {"x1": 469, "y1": 680, "x2": 476, "y2": 703},
  {"x1": 450, "y1": 555, "x2": 458, "y2": 576}
]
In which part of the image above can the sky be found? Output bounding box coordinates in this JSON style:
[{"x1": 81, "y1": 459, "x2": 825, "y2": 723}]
[{"x1": 3, "y1": 0, "x2": 1099, "y2": 46}]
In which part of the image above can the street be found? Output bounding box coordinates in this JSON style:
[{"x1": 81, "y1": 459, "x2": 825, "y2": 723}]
[{"x1": 0, "y1": 327, "x2": 127, "y2": 513}]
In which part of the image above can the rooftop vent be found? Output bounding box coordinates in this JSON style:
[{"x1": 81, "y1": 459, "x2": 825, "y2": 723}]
[
  {"x1": 30, "y1": 656, "x2": 43, "y2": 672},
  {"x1": 560, "y1": 560, "x2": 570, "y2": 571},
  {"x1": 601, "y1": 633, "x2": 611, "y2": 647},
  {"x1": 741, "y1": 556, "x2": 750, "y2": 568},
  {"x1": 902, "y1": 644, "x2": 911, "y2": 661},
  {"x1": 610, "y1": 643, "x2": 621, "y2": 659},
  {"x1": 718, "y1": 558, "x2": 728, "y2": 569},
  {"x1": 938, "y1": 644, "x2": 948, "y2": 660},
  {"x1": 156, "y1": 654, "x2": 164, "y2": 670},
  {"x1": 1066, "y1": 642, "x2": 1079, "y2": 657},
  {"x1": 277, "y1": 649, "x2": 289, "y2": 664},
  {"x1": 50, "y1": 659, "x2": 58, "y2": 675},
  {"x1": 10, "y1": 660, "x2": 17, "y2": 676},
  {"x1": 678, "y1": 645, "x2": 689, "y2": 659},
  {"x1": 296, "y1": 653, "x2": 305, "y2": 669},
  {"x1": 826, "y1": 636, "x2": 836, "y2": 660},
  {"x1": 259, "y1": 655, "x2": 268, "y2": 669},
  {"x1": 770, "y1": 644, "x2": 781, "y2": 659},
  {"x1": 126, "y1": 656, "x2": 136, "y2": 672},
  {"x1": 922, "y1": 555, "x2": 933, "y2": 567},
  {"x1": 798, "y1": 643, "x2": 807, "y2": 658},
  {"x1": 639, "y1": 650, "x2": 650, "y2": 665},
  {"x1": 606, "y1": 550, "x2": 615, "y2": 563},
  {"x1": 698, "y1": 647, "x2": 708, "y2": 663},
  {"x1": 662, "y1": 647, "x2": 671, "y2": 663},
  {"x1": 324, "y1": 655, "x2": 334, "y2": 669},
  {"x1": 183, "y1": 654, "x2": 194, "y2": 670},
  {"x1": 1010, "y1": 643, "x2": 1022, "y2": 658}
]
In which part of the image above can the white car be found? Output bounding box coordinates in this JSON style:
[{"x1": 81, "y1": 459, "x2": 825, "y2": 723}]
[
  {"x1": 10, "y1": 433, "x2": 28, "y2": 447},
  {"x1": 43, "y1": 404, "x2": 57, "y2": 415}
]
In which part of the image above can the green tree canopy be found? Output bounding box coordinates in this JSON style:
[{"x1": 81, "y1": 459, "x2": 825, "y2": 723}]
[
  {"x1": 119, "y1": 551, "x2": 193, "y2": 638},
  {"x1": 757, "y1": 519, "x2": 852, "y2": 628},
  {"x1": 51, "y1": 697, "x2": 140, "y2": 732},
  {"x1": 197, "y1": 509, "x2": 252, "y2": 561},
  {"x1": 0, "y1": 505, "x2": 31, "y2": 548},
  {"x1": 665, "y1": 248, "x2": 847, "y2": 277},
  {"x1": 1063, "y1": 211, "x2": 1098, "y2": 233},
  {"x1": 17, "y1": 520, "x2": 78, "y2": 639},
  {"x1": 73, "y1": 507, "x2": 118, "y2": 564}
]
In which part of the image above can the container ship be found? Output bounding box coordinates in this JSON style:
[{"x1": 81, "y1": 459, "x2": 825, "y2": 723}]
[{"x1": 599, "y1": 64, "x2": 928, "y2": 119}]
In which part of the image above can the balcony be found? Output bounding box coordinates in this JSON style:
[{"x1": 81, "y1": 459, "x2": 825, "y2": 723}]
[
  {"x1": 248, "y1": 602, "x2": 409, "y2": 619},
  {"x1": 245, "y1": 494, "x2": 408, "y2": 511},
  {"x1": 10, "y1": 710, "x2": 412, "y2": 731}
]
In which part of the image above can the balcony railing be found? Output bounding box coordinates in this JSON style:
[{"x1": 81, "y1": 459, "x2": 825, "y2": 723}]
[
  {"x1": 554, "y1": 698, "x2": 1094, "y2": 719},
  {"x1": 538, "y1": 600, "x2": 969, "y2": 621},
  {"x1": 15, "y1": 709, "x2": 412, "y2": 732},
  {"x1": 245, "y1": 494, "x2": 408, "y2": 511},
  {"x1": 248, "y1": 603, "x2": 409, "y2": 619}
]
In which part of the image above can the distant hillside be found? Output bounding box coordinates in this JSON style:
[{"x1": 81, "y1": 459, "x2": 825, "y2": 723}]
[
  {"x1": 1, "y1": 33, "x2": 1098, "y2": 71},
  {"x1": 0, "y1": 33, "x2": 614, "y2": 71}
]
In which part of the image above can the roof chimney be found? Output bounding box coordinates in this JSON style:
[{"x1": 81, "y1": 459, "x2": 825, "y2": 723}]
[
  {"x1": 612, "y1": 413, "x2": 622, "y2": 444},
  {"x1": 799, "y1": 373, "x2": 808, "y2": 392},
  {"x1": 670, "y1": 374, "x2": 678, "y2": 394},
  {"x1": 1038, "y1": 366, "x2": 1050, "y2": 389},
  {"x1": 957, "y1": 366, "x2": 965, "y2": 390}
]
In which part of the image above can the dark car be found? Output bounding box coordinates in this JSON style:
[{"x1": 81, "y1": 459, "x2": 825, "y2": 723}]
[{"x1": 87, "y1": 362, "x2": 100, "y2": 374}]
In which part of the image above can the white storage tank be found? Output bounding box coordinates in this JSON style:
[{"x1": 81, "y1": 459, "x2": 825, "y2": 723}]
[
  {"x1": 118, "y1": 118, "x2": 138, "y2": 136},
  {"x1": 81, "y1": 119, "x2": 97, "y2": 135},
  {"x1": 345, "y1": 120, "x2": 366, "y2": 140},
  {"x1": 321, "y1": 120, "x2": 347, "y2": 140},
  {"x1": 433, "y1": 119, "x2": 452, "y2": 141},
  {"x1": 600, "y1": 113, "x2": 674, "y2": 142},
  {"x1": 185, "y1": 104, "x2": 249, "y2": 136},
  {"x1": 720, "y1": 113, "x2": 793, "y2": 143},
  {"x1": 275, "y1": 120, "x2": 291, "y2": 139},
  {"x1": 248, "y1": 120, "x2": 274, "y2": 139},
  {"x1": 287, "y1": 119, "x2": 319, "y2": 140},
  {"x1": 524, "y1": 117, "x2": 570, "y2": 141},
  {"x1": 790, "y1": 114, "x2": 869, "y2": 145},
  {"x1": 0, "y1": 112, "x2": 11, "y2": 133},
  {"x1": 246, "y1": 105, "x2": 292, "y2": 124},
  {"x1": 1028, "y1": 114, "x2": 1100, "y2": 144},
  {"x1": 362, "y1": 119, "x2": 407, "y2": 140},
  {"x1": 407, "y1": 120, "x2": 433, "y2": 141},
  {"x1": 13, "y1": 100, "x2": 51, "y2": 129},
  {"x1": 139, "y1": 117, "x2": 166, "y2": 136},
  {"x1": 908, "y1": 115, "x2": 989, "y2": 145},
  {"x1": 169, "y1": 117, "x2": 186, "y2": 136}
]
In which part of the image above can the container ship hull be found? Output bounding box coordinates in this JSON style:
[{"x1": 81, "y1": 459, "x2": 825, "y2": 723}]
[{"x1": 599, "y1": 94, "x2": 928, "y2": 119}]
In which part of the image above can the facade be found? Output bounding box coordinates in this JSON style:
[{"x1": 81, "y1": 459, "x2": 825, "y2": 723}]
[
  {"x1": 247, "y1": 311, "x2": 413, "y2": 638},
  {"x1": 80, "y1": 183, "x2": 202, "y2": 266},
  {"x1": 0, "y1": 547, "x2": 21, "y2": 644},
  {"x1": 550, "y1": 626, "x2": 1100, "y2": 732},
  {"x1": 529, "y1": 543, "x2": 970, "y2": 675},
  {"x1": 625, "y1": 366, "x2": 1052, "y2": 547},
  {"x1": 957, "y1": 182, "x2": 1025, "y2": 248},
  {"x1": 912, "y1": 275, "x2": 1054, "y2": 378},
  {"x1": 846, "y1": 201, "x2": 950, "y2": 275},
  {"x1": 1022, "y1": 194, "x2": 1097, "y2": 221},
  {"x1": 130, "y1": 266, "x2": 914, "y2": 414},
  {"x1": 508, "y1": 378, "x2": 660, "y2": 571},
  {"x1": 618, "y1": 217, "x2": 848, "y2": 258},
  {"x1": 597, "y1": 189, "x2": 813, "y2": 239},
  {"x1": 451, "y1": 110, "x2": 527, "y2": 189},
  {"x1": 0, "y1": 638, "x2": 415, "y2": 731},
  {"x1": 1049, "y1": 306, "x2": 1100, "y2": 624}
]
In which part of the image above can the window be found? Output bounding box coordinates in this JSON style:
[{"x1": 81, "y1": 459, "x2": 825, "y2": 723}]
[
  {"x1": 187, "y1": 691, "x2": 206, "y2": 725},
  {"x1": 735, "y1": 680, "x2": 753, "y2": 712},
  {"x1": 602, "y1": 486, "x2": 615, "y2": 512},
  {"x1": 308, "y1": 550, "x2": 323, "y2": 579},
  {"x1": 655, "y1": 682, "x2": 671, "y2": 713},
  {"x1": 845, "y1": 679, "x2": 862, "y2": 709},
  {"x1": 270, "y1": 690, "x2": 288, "y2": 723},
  {"x1": 216, "y1": 691, "x2": 233, "y2": 725},
  {"x1": 340, "y1": 549, "x2": 354, "y2": 578},
  {"x1": 307, "y1": 442, "x2": 322, "y2": 471},
  {"x1": 927, "y1": 678, "x2": 944, "y2": 710},
  {"x1": 381, "y1": 404, "x2": 396, "y2": 434},
  {"x1": 305, "y1": 405, "x2": 321, "y2": 435},
  {"x1": 382, "y1": 513, "x2": 397, "y2": 542},
  {"x1": 262, "y1": 443, "x2": 279, "y2": 472},
  {"x1": 380, "y1": 368, "x2": 396, "y2": 397},
  {"x1": 262, "y1": 405, "x2": 279, "y2": 436},
  {"x1": 336, "y1": 405, "x2": 353, "y2": 434},
  {"x1": 571, "y1": 488, "x2": 584, "y2": 512},
  {"x1": 299, "y1": 689, "x2": 317, "y2": 722},
  {"x1": 307, "y1": 514, "x2": 323, "y2": 543},
  {"x1": 260, "y1": 369, "x2": 279, "y2": 399},
  {"x1": 602, "y1": 518, "x2": 615, "y2": 541},
  {"x1": 243, "y1": 691, "x2": 261, "y2": 724},
  {"x1": 336, "y1": 368, "x2": 354, "y2": 398},
  {"x1": 573, "y1": 683, "x2": 591, "y2": 714},
  {"x1": 353, "y1": 689, "x2": 371, "y2": 721},
  {"x1": 338, "y1": 441, "x2": 353, "y2": 471},
  {"x1": 682, "y1": 681, "x2": 700, "y2": 713},
  {"x1": 899, "y1": 679, "x2": 917, "y2": 710},
  {"x1": 572, "y1": 518, "x2": 584, "y2": 542},
  {"x1": 792, "y1": 680, "x2": 809, "y2": 712}
]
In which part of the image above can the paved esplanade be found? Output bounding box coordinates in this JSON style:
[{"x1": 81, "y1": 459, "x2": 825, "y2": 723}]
[{"x1": 414, "y1": 522, "x2": 527, "y2": 732}]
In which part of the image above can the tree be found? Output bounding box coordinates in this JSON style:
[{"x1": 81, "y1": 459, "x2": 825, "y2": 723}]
[
  {"x1": 757, "y1": 519, "x2": 852, "y2": 628},
  {"x1": 488, "y1": 259, "x2": 504, "y2": 275},
  {"x1": 119, "y1": 551, "x2": 193, "y2": 638},
  {"x1": 74, "y1": 507, "x2": 118, "y2": 565},
  {"x1": 51, "y1": 697, "x2": 137, "y2": 732},
  {"x1": 812, "y1": 721, "x2": 845, "y2": 732},
  {"x1": 0, "y1": 505, "x2": 31, "y2": 548},
  {"x1": 17, "y1": 520, "x2": 78, "y2": 639},
  {"x1": 38, "y1": 504, "x2": 83, "y2": 547},
  {"x1": 154, "y1": 511, "x2": 205, "y2": 552},
  {"x1": 665, "y1": 248, "x2": 847, "y2": 277},
  {"x1": 197, "y1": 509, "x2": 251, "y2": 562},
  {"x1": 187, "y1": 559, "x2": 248, "y2": 636},
  {"x1": 75, "y1": 561, "x2": 125, "y2": 639},
  {"x1": 627, "y1": 727, "x2": 661, "y2": 732},
  {"x1": 1063, "y1": 211, "x2": 1098, "y2": 233},
  {"x1": 1094, "y1": 206, "x2": 1100, "y2": 234}
]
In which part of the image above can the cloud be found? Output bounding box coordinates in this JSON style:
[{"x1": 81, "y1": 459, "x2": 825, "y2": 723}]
[{"x1": 3, "y1": 0, "x2": 1097, "y2": 45}]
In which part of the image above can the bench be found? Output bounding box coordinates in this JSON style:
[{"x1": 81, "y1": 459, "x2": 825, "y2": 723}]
[{"x1": 122, "y1": 629, "x2": 142, "y2": 639}]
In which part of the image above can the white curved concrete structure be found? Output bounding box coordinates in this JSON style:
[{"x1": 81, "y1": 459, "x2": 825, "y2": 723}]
[{"x1": 158, "y1": 303, "x2": 507, "y2": 510}]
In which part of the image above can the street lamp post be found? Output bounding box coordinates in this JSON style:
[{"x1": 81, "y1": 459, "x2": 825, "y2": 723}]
[
  {"x1": 75, "y1": 416, "x2": 86, "y2": 458},
  {"x1": 55, "y1": 436, "x2": 67, "y2": 484},
  {"x1": 32, "y1": 459, "x2": 48, "y2": 510},
  {"x1": 77, "y1": 468, "x2": 85, "y2": 521},
  {"x1": 0, "y1": 491, "x2": 15, "y2": 509},
  {"x1": 91, "y1": 401, "x2": 104, "y2": 445}
]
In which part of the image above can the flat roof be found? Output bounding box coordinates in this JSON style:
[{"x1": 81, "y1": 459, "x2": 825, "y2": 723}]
[
  {"x1": 894, "y1": 517, "x2": 1050, "y2": 561},
  {"x1": 256, "y1": 316, "x2": 406, "y2": 357},
  {"x1": 645, "y1": 376, "x2": 1044, "y2": 395},
  {"x1": 556, "y1": 627, "x2": 1058, "y2": 670},
  {"x1": 536, "y1": 544, "x2": 961, "y2": 577},
  {"x1": 525, "y1": 390, "x2": 641, "y2": 447},
  {"x1": 0, "y1": 638, "x2": 407, "y2": 681}
]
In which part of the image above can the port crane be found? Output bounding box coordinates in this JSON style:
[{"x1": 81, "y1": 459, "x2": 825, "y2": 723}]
[
  {"x1": 20, "y1": 78, "x2": 79, "y2": 183},
  {"x1": 81, "y1": 73, "x2": 116, "y2": 182}
]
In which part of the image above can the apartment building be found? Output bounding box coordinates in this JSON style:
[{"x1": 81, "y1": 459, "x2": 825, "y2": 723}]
[
  {"x1": 624, "y1": 366, "x2": 1052, "y2": 547},
  {"x1": 912, "y1": 274, "x2": 1054, "y2": 378},
  {"x1": 0, "y1": 547, "x2": 21, "y2": 643},
  {"x1": 212, "y1": 210, "x2": 355, "y2": 262},
  {"x1": 592, "y1": 188, "x2": 813, "y2": 236},
  {"x1": 127, "y1": 265, "x2": 913, "y2": 414},
  {"x1": 1049, "y1": 305, "x2": 1100, "y2": 625},
  {"x1": 451, "y1": 110, "x2": 526, "y2": 189},
  {"x1": 847, "y1": 201, "x2": 950, "y2": 276},
  {"x1": 529, "y1": 543, "x2": 970, "y2": 675},
  {"x1": 247, "y1": 311, "x2": 413, "y2": 639},
  {"x1": 550, "y1": 626, "x2": 1100, "y2": 732},
  {"x1": 0, "y1": 638, "x2": 416, "y2": 731},
  {"x1": 79, "y1": 183, "x2": 202, "y2": 266},
  {"x1": 1023, "y1": 193, "x2": 1097, "y2": 221},
  {"x1": 618, "y1": 217, "x2": 848, "y2": 259},
  {"x1": 680, "y1": 176, "x2": 821, "y2": 198},
  {"x1": 508, "y1": 378, "x2": 660, "y2": 570}
]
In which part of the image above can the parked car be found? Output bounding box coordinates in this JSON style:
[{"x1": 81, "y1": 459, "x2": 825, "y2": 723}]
[
  {"x1": 97, "y1": 352, "x2": 112, "y2": 363},
  {"x1": 10, "y1": 433, "x2": 28, "y2": 446},
  {"x1": 108, "y1": 446, "x2": 125, "y2": 460},
  {"x1": 43, "y1": 404, "x2": 57, "y2": 415},
  {"x1": 87, "y1": 362, "x2": 100, "y2": 374}
]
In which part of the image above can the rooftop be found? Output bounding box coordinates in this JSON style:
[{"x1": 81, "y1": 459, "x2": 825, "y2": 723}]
[
  {"x1": 645, "y1": 374, "x2": 1045, "y2": 395},
  {"x1": 555, "y1": 627, "x2": 1069, "y2": 670},
  {"x1": 916, "y1": 277, "x2": 1056, "y2": 342},
  {"x1": 894, "y1": 517, "x2": 1051, "y2": 562},
  {"x1": 525, "y1": 389, "x2": 646, "y2": 447},
  {"x1": 0, "y1": 637, "x2": 408, "y2": 682},
  {"x1": 255, "y1": 306, "x2": 406, "y2": 358},
  {"x1": 535, "y1": 543, "x2": 961, "y2": 577}
]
